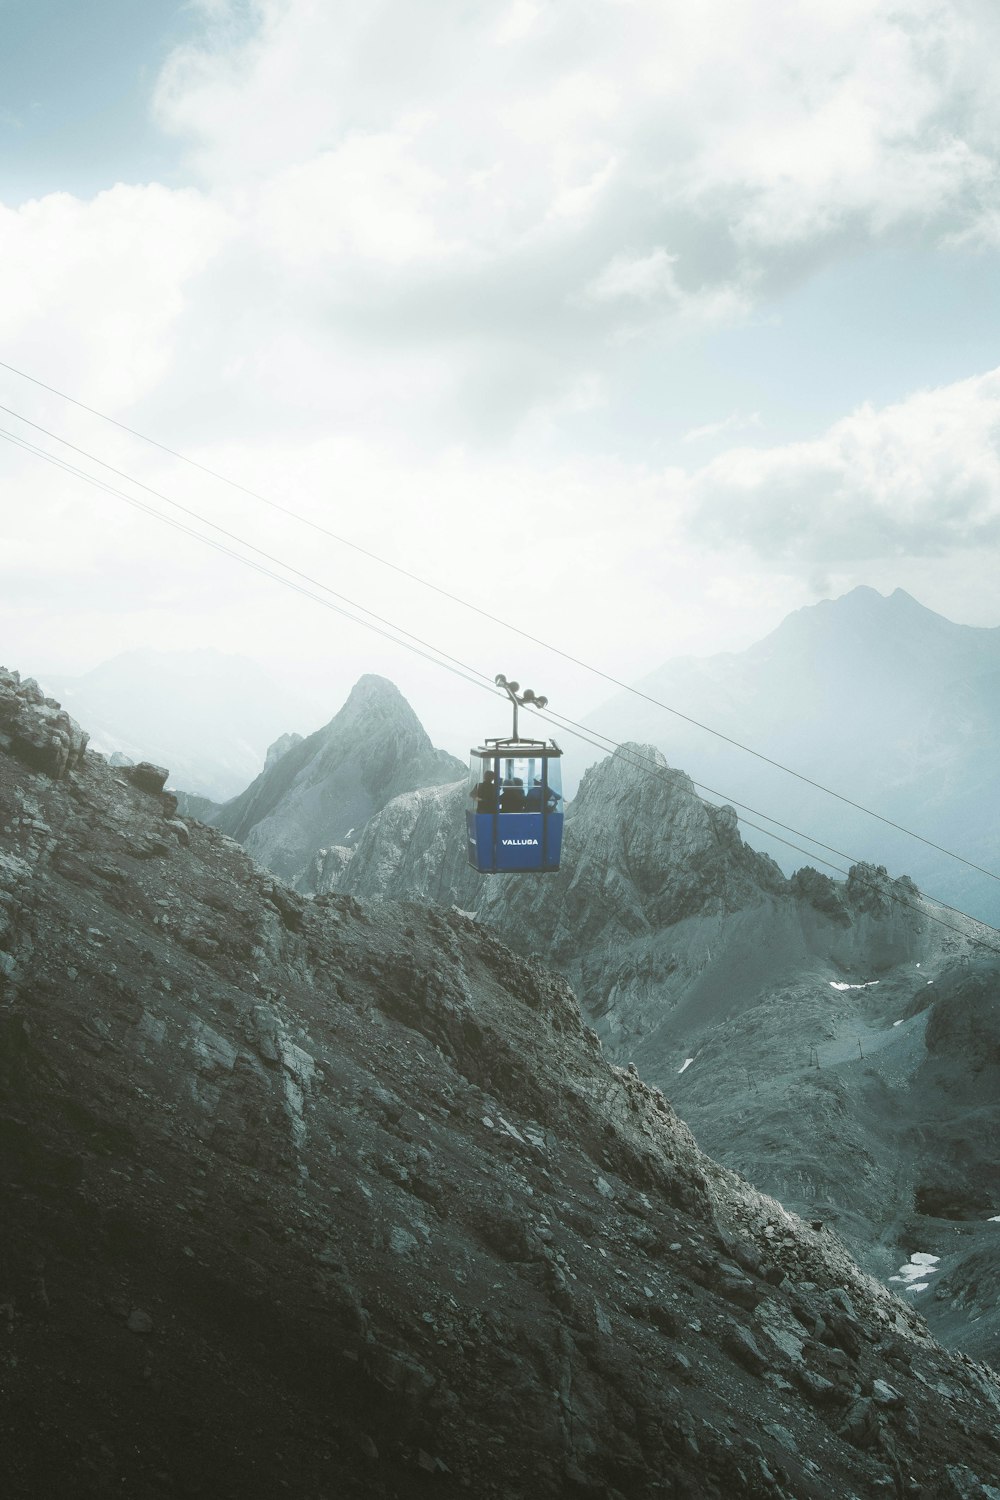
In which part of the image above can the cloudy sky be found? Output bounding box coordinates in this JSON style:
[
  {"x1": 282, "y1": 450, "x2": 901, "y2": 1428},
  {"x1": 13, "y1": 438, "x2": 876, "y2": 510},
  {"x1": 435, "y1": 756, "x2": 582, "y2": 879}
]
[{"x1": 3, "y1": 0, "x2": 1000, "y2": 757}]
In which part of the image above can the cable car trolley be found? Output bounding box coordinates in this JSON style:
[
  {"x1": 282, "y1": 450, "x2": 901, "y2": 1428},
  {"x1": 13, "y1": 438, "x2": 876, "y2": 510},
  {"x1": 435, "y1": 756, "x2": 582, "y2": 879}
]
[{"x1": 467, "y1": 674, "x2": 564, "y2": 874}]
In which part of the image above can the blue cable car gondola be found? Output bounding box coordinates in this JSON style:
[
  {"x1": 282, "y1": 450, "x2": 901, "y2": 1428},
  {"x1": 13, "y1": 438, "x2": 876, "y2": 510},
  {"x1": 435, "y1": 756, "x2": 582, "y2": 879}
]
[{"x1": 467, "y1": 675, "x2": 564, "y2": 874}]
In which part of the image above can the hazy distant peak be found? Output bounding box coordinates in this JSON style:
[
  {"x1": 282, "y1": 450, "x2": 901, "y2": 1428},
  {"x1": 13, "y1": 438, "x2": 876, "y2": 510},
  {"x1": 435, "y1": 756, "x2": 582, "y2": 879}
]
[
  {"x1": 214, "y1": 671, "x2": 465, "y2": 887},
  {"x1": 264, "y1": 732, "x2": 303, "y2": 771},
  {"x1": 329, "y1": 674, "x2": 425, "y2": 736},
  {"x1": 818, "y1": 586, "x2": 995, "y2": 647},
  {"x1": 838, "y1": 585, "x2": 937, "y2": 619},
  {"x1": 39, "y1": 647, "x2": 326, "y2": 801},
  {"x1": 817, "y1": 585, "x2": 959, "y2": 626},
  {"x1": 839, "y1": 583, "x2": 884, "y2": 605},
  {"x1": 344, "y1": 673, "x2": 409, "y2": 704},
  {"x1": 784, "y1": 584, "x2": 890, "y2": 628},
  {"x1": 756, "y1": 583, "x2": 966, "y2": 658}
]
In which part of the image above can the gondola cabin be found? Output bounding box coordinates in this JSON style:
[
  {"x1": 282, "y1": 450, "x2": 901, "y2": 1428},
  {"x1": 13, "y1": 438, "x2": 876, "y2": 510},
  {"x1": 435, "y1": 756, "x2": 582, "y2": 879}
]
[{"x1": 467, "y1": 735, "x2": 564, "y2": 874}]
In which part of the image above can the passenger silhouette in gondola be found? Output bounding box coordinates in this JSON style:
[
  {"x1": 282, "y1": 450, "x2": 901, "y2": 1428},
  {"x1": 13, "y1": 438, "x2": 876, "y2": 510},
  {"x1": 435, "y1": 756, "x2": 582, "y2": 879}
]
[
  {"x1": 501, "y1": 776, "x2": 526, "y2": 812},
  {"x1": 524, "y1": 778, "x2": 560, "y2": 813},
  {"x1": 473, "y1": 770, "x2": 498, "y2": 812}
]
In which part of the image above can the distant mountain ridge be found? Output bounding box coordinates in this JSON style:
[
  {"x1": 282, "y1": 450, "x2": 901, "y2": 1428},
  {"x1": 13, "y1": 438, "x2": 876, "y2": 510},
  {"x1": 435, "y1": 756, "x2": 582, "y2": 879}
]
[
  {"x1": 585, "y1": 587, "x2": 1000, "y2": 925},
  {"x1": 42, "y1": 648, "x2": 324, "y2": 801}
]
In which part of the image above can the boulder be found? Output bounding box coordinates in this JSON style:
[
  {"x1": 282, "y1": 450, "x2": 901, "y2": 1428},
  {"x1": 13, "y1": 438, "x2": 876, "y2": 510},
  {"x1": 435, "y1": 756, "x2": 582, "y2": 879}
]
[{"x1": 127, "y1": 762, "x2": 170, "y2": 795}]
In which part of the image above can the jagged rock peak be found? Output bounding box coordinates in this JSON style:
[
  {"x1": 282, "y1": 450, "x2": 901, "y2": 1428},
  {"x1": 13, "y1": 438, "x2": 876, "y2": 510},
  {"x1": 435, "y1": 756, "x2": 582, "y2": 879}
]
[
  {"x1": 263, "y1": 731, "x2": 303, "y2": 771},
  {"x1": 334, "y1": 672, "x2": 424, "y2": 727},
  {"x1": 571, "y1": 740, "x2": 770, "y2": 875},
  {"x1": 477, "y1": 737, "x2": 788, "y2": 965},
  {"x1": 335, "y1": 779, "x2": 472, "y2": 905},
  {"x1": 575, "y1": 739, "x2": 689, "y2": 802},
  {"x1": 299, "y1": 673, "x2": 445, "y2": 764},
  {"x1": 212, "y1": 673, "x2": 465, "y2": 890},
  {"x1": 845, "y1": 860, "x2": 921, "y2": 916}
]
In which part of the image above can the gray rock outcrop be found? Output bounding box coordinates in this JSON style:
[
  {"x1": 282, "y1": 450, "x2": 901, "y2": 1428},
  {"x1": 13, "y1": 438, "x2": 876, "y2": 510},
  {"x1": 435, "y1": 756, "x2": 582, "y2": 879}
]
[
  {"x1": 0, "y1": 666, "x2": 89, "y2": 780},
  {"x1": 335, "y1": 778, "x2": 480, "y2": 906},
  {"x1": 479, "y1": 741, "x2": 791, "y2": 964}
]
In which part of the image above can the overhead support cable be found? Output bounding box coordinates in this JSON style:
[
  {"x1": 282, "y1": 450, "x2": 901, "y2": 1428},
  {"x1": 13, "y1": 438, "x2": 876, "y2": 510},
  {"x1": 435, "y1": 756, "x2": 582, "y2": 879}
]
[
  {"x1": 1, "y1": 359, "x2": 997, "y2": 885},
  {"x1": 0, "y1": 420, "x2": 500, "y2": 698},
  {"x1": 4, "y1": 417, "x2": 1000, "y2": 961},
  {"x1": 0, "y1": 425, "x2": 500, "y2": 702},
  {"x1": 521, "y1": 708, "x2": 1000, "y2": 955}
]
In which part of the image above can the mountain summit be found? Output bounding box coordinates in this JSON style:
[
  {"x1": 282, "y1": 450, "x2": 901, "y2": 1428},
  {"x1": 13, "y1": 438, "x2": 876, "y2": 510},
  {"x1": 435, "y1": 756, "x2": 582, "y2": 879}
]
[
  {"x1": 212, "y1": 674, "x2": 465, "y2": 889},
  {"x1": 586, "y1": 587, "x2": 1000, "y2": 924}
]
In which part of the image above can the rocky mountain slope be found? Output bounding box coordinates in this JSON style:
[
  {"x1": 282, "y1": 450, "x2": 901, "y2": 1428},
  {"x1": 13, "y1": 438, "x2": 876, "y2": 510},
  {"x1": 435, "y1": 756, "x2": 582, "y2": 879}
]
[
  {"x1": 323, "y1": 739, "x2": 1000, "y2": 1366},
  {"x1": 5, "y1": 664, "x2": 1000, "y2": 1498},
  {"x1": 585, "y1": 587, "x2": 1000, "y2": 926},
  {"x1": 211, "y1": 674, "x2": 464, "y2": 890}
]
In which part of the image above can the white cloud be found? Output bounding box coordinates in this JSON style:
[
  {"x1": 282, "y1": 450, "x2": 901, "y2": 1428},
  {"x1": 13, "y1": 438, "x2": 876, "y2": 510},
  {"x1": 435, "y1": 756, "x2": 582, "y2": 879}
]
[
  {"x1": 686, "y1": 2, "x2": 997, "y2": 249},
  {"x1": 255, "y1": 128, "x2": 458, "y2": 269},
  {"x1": 2, "y1": 0, "x2": 998, "y2": 451},
  {"x1": 683, "y1": 412, "x2": 762, "y2": 445},
  {"x1": 154, "y1": 3, "x2": 1000, "y2": 271},
  {"x1": 583, "y1": 248, "x2": 680, "y2": 304},
  {"x1": 4, "y1": 0, "x2": 1000, "y2": 731},
  {"x1": 0, "y1": 185, "x2": 230, "y2": 410},
  {"x1": 684, "y1": 369, "x2": 1000, "y2": 561},
  {"x1": 492, "y1": 0, "x2": 542, "y2": 47}
]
